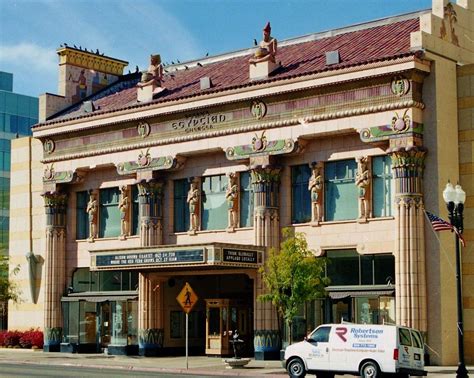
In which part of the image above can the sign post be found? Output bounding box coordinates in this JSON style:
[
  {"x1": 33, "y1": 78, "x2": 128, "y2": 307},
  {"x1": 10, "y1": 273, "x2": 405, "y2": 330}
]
[{"x1": 176, "y1": 282, "x2": 198, "y2": 369}]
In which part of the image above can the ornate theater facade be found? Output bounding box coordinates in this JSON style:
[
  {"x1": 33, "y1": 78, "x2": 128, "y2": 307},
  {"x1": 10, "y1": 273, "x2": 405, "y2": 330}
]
[{"x1": 8, "y1": 0, "x2": 474, "y2": 365}]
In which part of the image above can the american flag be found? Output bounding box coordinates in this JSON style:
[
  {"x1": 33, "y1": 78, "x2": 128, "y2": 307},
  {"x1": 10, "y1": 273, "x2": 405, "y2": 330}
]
[{"x1": 425, "y1": 211, "x2": 466, "y2": 247}]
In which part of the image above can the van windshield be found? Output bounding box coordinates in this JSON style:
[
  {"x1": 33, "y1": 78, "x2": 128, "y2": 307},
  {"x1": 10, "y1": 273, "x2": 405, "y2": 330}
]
[{"x1": 308, "y1": 326, "x2": 331, "y2": 343}]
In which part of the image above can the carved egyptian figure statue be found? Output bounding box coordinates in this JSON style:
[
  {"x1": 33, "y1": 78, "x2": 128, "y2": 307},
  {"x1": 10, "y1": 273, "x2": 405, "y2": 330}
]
[{"x1": 249, "y1": 22, "x2": 277, "y2": 64}]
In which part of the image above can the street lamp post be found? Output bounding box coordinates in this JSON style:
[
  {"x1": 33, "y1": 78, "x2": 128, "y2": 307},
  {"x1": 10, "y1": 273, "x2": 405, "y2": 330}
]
[{"x1": 442, "y1": 182, "x2": 469, "y2": 378}]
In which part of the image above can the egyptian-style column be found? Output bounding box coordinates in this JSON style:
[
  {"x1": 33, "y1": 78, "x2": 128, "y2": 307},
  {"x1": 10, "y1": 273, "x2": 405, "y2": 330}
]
[
  {"x1": 138, "y1": 180, "x2": 163, "y2": 356},
  {"x1": 137, "y1": 180, "x2": 164, "y2": 356},
  {"x1": 137, "y1": 180, "x2": 163, "y2": 246},
  {"x1": 138, "y1": 273, "x2": 165, "y2": 356},
  {"x1": 390, "y1": 147, "x2": 427, "y2": 333},
  {"x1": 251, "y1": 165, "x2": 282, "y2": 360},
  {"x1": 42, "y1": 191, "x2": 68, "y2": 352}
]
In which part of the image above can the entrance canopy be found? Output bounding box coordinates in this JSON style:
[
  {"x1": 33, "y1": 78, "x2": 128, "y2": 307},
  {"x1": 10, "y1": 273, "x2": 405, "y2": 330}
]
[{"x1": 90, "y1": 242, "x2": 264, "y2": 271}]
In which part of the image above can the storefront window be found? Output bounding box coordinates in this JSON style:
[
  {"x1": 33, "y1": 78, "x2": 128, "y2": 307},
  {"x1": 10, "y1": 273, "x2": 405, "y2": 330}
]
[
  {"x1": 99, "y1": 187, "x2": 121, "y2": 238},
  {"x1": 62, "y1": 301, "x2": 79, "y2": 344},
  {"x1": 325, "y1": 159, "x2": 358, "y2": 221},
  {"x1": 372, "y1": 156, "x2": 393, "y2": 217},
  {"x1": 326, "y1": 250, "x2": 359, "y2": 286},
  {"x1": 76, "y1": 191, "x2": 89, "y2": 240},
  {"x1": 201, "y1": 175, "x2": 227, "y2": 230},
  {"x1": 291, "y1": 164, "x2": 311, "y2": 224},
  {"x1": 101, "y1": 271, "x2": 122, "y2": 291},
  {"x1": 326, "y1": 250, "x2": 395, "y2": 286},
  {"x1": 173, "y1": 179, "x2": 190, "y2": 232},
  {"x1": 111, "y1": 301, "x2": 128, "y2": 346},
  {"x1": 71, "y1": 268, "x2": 138, "y2": 292},
  {"x1": 79, "y1": 302, "x2": 97, "y2": 344},
  {"x1": 239, "y1": 171, "x2": 253, "y2": 227}
]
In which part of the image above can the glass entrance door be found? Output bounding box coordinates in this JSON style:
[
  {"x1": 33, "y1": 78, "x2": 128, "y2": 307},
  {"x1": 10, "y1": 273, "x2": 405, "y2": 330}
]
[{"x1": 99, "y1": 302, "x2": 111, "y2": 348}]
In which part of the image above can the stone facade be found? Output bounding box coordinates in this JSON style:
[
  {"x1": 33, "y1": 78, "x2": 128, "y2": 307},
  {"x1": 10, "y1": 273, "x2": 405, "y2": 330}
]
[{"x1": 7, "y1": 0, "x2": 474, "y2": 366}]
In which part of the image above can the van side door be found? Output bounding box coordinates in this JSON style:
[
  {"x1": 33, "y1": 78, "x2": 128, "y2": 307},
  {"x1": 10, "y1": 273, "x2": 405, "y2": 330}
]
[
  {"x1": 305, "y1": 326, "x2": 331, "y2": 371},
  {"x1": 410, "y1": 329, "x2": 425, "y2": 372},
  {"x1": 398, "y1": 327, "x2": 413, "y2": 370}
]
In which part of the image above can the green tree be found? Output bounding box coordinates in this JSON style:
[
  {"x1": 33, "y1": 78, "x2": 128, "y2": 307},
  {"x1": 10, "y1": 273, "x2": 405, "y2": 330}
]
[
  {"x1": 0, "y1": 255, "x2": 20, "y2": 320},
  {"x1": 258, "y1": 228, "x2": 329, "y2": 345}
]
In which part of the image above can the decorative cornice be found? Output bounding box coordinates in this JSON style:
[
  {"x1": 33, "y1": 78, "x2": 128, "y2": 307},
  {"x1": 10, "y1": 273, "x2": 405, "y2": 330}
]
[
  {"x1": 226, "y1": 133, "x2": 296, "y2": 160},
  {"x1": 360, "y1": 121, "x2": 423, "y2": 143},
  {"x1": 41, "y1": 100, "x2": 425, "y2": 164},
  {"x1": 116, "y1": 153, "x2": 175, "y2": 175},
  {"x1": 43, "y1": 164, "x2": 77, "y2": 184}
]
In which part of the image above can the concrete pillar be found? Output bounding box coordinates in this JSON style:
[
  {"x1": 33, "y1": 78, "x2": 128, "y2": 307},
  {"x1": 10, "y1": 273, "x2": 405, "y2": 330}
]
[
  {"x1": 42, "y1": 191, "x2": 68, "y2": 352},
  {"x1": 390, "y1": 147, "x2": 427, "y2": 332},
  {"x1": 251, "y1": 165, "x2": 281, "y2": 360},
  {"x1": 137, "y1": 180, "x2": 164, "y2": 356}
]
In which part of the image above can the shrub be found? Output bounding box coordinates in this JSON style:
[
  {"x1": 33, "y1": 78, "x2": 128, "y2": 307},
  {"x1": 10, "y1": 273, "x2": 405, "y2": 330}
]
[
  {"x1": 0, "y1": 330, "x2": 7, "y2": 346},
  {"x1": 19, "y1": 328, "x2": 43, "y2": 349},
  {"x1": 4, "y1": 330, "x2": 22, "y2": 347}
]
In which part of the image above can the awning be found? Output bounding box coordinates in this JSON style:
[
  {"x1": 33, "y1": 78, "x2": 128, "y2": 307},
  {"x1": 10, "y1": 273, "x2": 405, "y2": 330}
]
[
  {"x1": 329, "y1": 290, "x2": 394, "y2": 299},
  {"x1": 61, "y1": 294, "x2": 138, "y2": 302}
]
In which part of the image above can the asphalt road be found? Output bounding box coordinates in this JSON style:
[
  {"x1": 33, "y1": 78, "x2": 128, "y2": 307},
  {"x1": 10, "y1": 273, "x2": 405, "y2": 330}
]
[{"x1": 0, "y1": 363, "x2": 228, "y2": 378}]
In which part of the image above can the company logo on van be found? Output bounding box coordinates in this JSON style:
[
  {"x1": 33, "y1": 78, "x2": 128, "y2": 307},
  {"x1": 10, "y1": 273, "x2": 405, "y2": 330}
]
[{"x1": 335, "y1": 327, "x2": 348, "y2": 342}]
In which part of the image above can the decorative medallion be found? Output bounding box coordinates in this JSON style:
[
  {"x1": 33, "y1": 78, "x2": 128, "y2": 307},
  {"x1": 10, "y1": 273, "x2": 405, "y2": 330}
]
[
  {"x1": 137, "y1": 149, "x2": 151, "y2": 167},
  {"x1": 391, "y1": 110, "x2": 410, "y2": 133},
  {"x1": 43, "y1": 164, "x2": 55, "y2": 181},
  {"x1": 252, "y1": 131, "x2": 268, "y2": 152},
  {"x1": 137, "y1": 121, "x2": 151, "y2": 138},
  {"x1": 250, "y1": 100, "x2": 267, "y2": 120},
  {"x1": 43, "y1": 139, "x2": 55, "y2": 154},
  {"x1": 390, "y1": 76, "x2": 410, "y2": 97}
]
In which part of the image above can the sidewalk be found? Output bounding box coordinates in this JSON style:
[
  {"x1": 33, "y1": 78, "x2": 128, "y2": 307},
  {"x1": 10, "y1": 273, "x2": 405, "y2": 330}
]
[{"x1": 0, "y1": 348, "x2": 470, "y2": 377}]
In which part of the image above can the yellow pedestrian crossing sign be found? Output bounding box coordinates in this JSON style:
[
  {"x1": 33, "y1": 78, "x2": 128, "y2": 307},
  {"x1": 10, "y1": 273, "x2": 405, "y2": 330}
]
[{"x1": 177, "y1": 282, "x2": 198, "y2": 313}]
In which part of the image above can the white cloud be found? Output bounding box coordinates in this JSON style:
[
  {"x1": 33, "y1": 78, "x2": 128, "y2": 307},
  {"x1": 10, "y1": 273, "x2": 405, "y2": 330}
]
[{"x1": 0, "y1": 43, "x2": 57, "y2": 73}]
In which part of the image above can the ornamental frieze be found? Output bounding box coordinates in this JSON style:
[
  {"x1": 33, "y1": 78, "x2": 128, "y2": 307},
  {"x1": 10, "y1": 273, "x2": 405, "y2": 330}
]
[
  {"x1": 43, "y1": 164, "x2": 79, "y2": 184},
  {"x1": 226, "y1": 133, "x2": 296, "y2": 160},
  {"x1": 359, "y1": 111, "x2": 423, "y2": 143},
  {"x1": 116, "y1": 152, "x2": 175, "y2": 175}
]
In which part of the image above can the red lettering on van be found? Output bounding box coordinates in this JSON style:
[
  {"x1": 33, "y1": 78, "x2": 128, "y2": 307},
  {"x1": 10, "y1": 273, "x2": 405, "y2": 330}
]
[{"x1": 335, "y1": 327, "x2": 348, "y2": 342}]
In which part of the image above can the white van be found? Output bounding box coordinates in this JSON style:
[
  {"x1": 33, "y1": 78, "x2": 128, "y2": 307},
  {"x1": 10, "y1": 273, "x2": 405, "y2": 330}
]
[{"x1": 283, "y1": 323, "x2": 427, "y2": 378}]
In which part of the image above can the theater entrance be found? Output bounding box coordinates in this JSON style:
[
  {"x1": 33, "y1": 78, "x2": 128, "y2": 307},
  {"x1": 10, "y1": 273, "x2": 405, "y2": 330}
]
[{"x1": 163, "y1": 273, "x2": 254, "y2": 356}]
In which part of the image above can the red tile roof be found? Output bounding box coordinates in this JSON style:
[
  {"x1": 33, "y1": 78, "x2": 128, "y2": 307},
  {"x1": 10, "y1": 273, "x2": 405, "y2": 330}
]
[{"x1": 43, "y1": 16, "x2": 420, "y2": 125}]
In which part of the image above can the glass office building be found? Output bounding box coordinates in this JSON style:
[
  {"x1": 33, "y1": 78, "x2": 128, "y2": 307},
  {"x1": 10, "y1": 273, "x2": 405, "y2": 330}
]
[{"x1": 0, "y1": 72, "x2": 38, "y2": 329}]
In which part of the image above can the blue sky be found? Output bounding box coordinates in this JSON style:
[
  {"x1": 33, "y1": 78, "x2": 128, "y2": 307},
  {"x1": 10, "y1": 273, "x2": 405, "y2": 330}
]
[{"x1": 1, "y1": 0, "x2": 432, "y2": 98}]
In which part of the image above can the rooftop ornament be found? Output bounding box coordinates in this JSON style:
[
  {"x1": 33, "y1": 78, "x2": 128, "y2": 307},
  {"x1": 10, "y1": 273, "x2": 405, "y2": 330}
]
[
  {"x1": 137, "y1": 54, "x2": 166, "y2": 102},
  {"x1": 249, "y1": 22, "x2": 278, "y2": 64}
]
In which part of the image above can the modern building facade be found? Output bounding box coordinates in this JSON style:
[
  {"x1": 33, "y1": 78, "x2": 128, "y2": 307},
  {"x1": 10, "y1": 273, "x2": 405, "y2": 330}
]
[
  {"x1": 8, "y1": 0, "x2": 474, "y2": 365},
  {"x1": 0, "y1": 71, "x2": 38, "y2": 329}
]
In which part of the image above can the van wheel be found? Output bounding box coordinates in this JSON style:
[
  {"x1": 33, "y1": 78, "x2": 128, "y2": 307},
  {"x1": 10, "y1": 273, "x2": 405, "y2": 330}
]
[
  {"x1": 287, "y1": 358, "x2": 306, "y2": 377},
  {"x1": 359, "y1": 361, "x2": 380, "y2": 378}
]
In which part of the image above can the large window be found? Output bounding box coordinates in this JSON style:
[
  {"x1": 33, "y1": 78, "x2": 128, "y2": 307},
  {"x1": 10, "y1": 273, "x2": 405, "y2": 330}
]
[
  {"x1": 72, "y1": 268, "x2": 138, "y2": 292},
  {"x1": 76, "y1": 191, "x2": 89, "y2": 240},
  {"x1": 131, "y1": 185, "x2": 139, "y2": 236},
  {"x1": 291, "y1": 164, "x2": 311, "y2": 223},
  {"x1": 99, "y1": 187, "x2": 121, "y2": 238},
  {"x1": 201, "y1": 174, "x2": 227, "y2": 230},
  {"x1": 372, "y1": 156, "x2": 393, "y2": 217},
  {"x1": 174, "y1": 179, "x2": 190, "y2": 232},
  {"x1": 239, "y1": 171, "x2": 253, "y2": 227},
  {"x1": 324, "y1": 160, "x2": 358, "y2": 221},
  {"x1": 326, "y1": 250, "x2": 395, "y2": 286}
]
